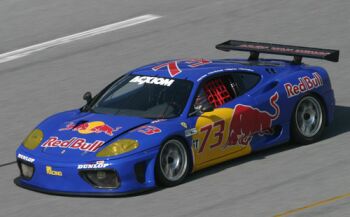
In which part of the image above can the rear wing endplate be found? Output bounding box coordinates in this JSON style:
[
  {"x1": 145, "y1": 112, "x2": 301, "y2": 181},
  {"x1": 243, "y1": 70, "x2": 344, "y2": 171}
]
[{"x1": 216, "y1": 40, "x2": 339, "y2": 64}]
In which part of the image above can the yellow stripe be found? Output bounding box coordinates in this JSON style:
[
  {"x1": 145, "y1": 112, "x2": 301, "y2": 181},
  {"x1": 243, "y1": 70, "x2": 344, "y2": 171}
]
[{"x1": 274, "y1": 192, "x2": 350, "y2": 217}]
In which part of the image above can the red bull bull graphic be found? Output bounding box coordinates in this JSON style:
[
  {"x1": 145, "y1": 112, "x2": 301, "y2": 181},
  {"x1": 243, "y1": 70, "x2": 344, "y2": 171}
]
[
  {"x1": 59, "y1": 121, "x2": 121, "y2": 136},
  {"x1": 284, "y1": 72, "x2": 323, "y2": 98},
  {"x1": 227, "y1": 92, "x2": 280, "y2": 147},
  {"x1": 41, "y1": 136, "x2": 104, "y2": 152}
]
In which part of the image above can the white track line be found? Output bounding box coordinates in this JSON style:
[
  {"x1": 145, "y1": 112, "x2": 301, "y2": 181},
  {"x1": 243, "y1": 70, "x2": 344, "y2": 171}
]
[{"x1": 0, "y1": 14, "x2": 161, "y2": 64}]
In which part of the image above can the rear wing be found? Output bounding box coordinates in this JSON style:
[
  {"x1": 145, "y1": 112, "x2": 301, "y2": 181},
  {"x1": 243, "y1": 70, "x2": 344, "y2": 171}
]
[{"x1": 216, "y1": 40, "x2": 339, "y2": 64}]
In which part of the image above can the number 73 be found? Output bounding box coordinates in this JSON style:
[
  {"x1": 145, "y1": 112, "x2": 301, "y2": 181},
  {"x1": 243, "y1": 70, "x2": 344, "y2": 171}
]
[{"x1": 198, "y1": 119, "x2": 225, "y2": 153}]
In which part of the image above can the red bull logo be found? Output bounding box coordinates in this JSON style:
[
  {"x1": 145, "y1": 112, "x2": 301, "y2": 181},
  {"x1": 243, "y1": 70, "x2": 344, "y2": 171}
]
[
  {"x1": 284, "y1": 72, "x2": 323, "y2": 98},
  {"x1": 227, "y1": 92, "x2": 280, "y2": 147},
  {"x1": 59, "y1": 121, "x2": 121, "y2": 136},
  {"x1": 41, "y1": 136, "x2": 104, "y2": 152}
]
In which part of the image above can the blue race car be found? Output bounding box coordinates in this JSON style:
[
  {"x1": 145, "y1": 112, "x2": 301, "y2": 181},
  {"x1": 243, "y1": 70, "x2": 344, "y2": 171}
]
[{"x1": 15, "y1": 40, "x2": 339, "y2": 196}]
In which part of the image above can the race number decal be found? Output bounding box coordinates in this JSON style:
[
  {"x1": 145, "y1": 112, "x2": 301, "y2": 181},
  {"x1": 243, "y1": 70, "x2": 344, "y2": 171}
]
[
  {"x1": 152, "y1": 61, "x2": 181, "y2": 77},
  {"x1": 152, "y1": 59, "x2": 212, "y2": 77},
  {"x1": 198, "y1": 120, "x2": 225, "y2": 153}
]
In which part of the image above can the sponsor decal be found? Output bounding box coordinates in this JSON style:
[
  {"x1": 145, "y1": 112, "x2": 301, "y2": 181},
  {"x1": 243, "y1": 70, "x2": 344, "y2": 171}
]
[
  {"x1": 207, "y1": 68, "x2": 254, "y2": 76},
  {"x1": 198, "y1": 68, "x2": 254, "y2": 82},
  {"x1": 17, "y1": 153, "x2": 35, "y2": 163},
  {"x1": 192, "y1": 139, "x2": 199, "y2": 150},
  {"x1": 238, "y1": 44, "x2": 331, "y2": 56},
  {"x1": 46, "y1": 166, "x2": 62, "y2": 176},
  {"x1": 77, "y1": 161, "x2": 110, "y2": 169},
  {"x1": 41, "y1": 137, "x2": 104, "y2": 152},
  {"x1": 129, "y1": 76, "x2": 174, "y2": 86},
  {"x1": 152, "y1": 59, "x2": 212, "y2": 77},
  {"x1": 137, "y1": 125, "x2": 161, "y2": 135},
  {"x1": 284, "y1": 72, "x2": 323, "y2": 98},
  {"x1": 60, "y1": 121, "x2": 121, "y2": 136},
  {"x1": 151, "y1": 119, "x2": 166, "y2": 124}
]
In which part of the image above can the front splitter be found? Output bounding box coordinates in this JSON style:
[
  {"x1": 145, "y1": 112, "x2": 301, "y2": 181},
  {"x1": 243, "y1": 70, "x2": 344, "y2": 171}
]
[{"x1": 14, "y1": 177, "x2": 156, "y2": 197}]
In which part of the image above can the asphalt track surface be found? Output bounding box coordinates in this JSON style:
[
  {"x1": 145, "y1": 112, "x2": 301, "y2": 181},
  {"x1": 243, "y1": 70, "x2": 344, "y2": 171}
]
[{"x1": 0, "y1": 0, "x2": 350, "y2": 216}]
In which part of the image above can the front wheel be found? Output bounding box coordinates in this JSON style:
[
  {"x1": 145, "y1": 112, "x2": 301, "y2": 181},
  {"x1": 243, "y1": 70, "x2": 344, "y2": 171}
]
[
  {"x1": 155, "y1": 139, "x2": 190, "y2": 187},
  {"x1": 291, "y1": 95, "x2": 326, "y2": 145}
]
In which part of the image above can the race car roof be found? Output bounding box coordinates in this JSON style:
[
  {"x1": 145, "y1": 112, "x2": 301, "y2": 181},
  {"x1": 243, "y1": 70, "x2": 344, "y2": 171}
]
[{"x1": 129, "y1": 58, "x2": 290, "y2": 82}]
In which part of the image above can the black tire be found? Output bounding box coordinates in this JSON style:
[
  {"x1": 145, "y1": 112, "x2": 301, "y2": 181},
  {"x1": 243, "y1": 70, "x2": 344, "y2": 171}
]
[
  {"x1": 155, "y1": 139, "x2": 190, "y2": 187},
  {"x1": 291, "y1": 95, "x2": 326, "y2": 145}
]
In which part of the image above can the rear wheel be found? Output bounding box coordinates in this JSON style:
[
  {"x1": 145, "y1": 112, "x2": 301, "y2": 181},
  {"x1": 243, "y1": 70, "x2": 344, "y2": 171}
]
[
  {"x1": 155, "y1": 139, "x2": 190, "y2": 187},
  {"x1": 291, "y1": 95, "x2": 326, "y2": 145}
]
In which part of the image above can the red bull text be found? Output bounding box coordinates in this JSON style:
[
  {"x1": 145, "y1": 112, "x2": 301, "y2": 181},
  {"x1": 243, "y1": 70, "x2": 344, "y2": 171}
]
[
  {"x1": 41, "y1": 137, "x2": 104, "y2": 152},
  {"x1": 284, "y1": 72, "x2": 323, "y2": 98}
]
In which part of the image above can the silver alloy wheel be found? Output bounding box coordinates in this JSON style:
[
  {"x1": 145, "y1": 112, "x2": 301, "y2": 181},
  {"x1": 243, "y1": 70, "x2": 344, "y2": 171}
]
[
  {"x1": 159, "y1": 140, "x2": 188, "y2": 182},
  {"x1": 295, "y1": 96, "x2": 323, "y2": 137}
]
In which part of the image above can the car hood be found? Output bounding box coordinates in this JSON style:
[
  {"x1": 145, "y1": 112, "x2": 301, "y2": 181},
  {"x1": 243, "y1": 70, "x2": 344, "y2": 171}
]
[{"x1": 36, "y1": 110, "x2": 152, "y2": 160}]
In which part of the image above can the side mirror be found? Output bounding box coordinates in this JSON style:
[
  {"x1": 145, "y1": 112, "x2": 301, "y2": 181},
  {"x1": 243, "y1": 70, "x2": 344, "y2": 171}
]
[
  {"x1": 83, "y1": 91, "x2": 92, "y2": 103},
  {"x1": 189, "y1": 103, "x2": 214, "y2": 117},
  {"x1": 200, "y1": 103, "x2": 214, "y2": 113}
]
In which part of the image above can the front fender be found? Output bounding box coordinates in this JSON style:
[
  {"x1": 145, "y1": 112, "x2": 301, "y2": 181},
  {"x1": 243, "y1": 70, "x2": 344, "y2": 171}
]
[{"x1": 104, "y1": 118, "x2": 191, "y2": 159}]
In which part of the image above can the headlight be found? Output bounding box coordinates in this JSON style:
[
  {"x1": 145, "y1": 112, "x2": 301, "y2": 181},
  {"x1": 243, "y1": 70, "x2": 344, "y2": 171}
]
[
  {"x1": 23, "y1": 129, "x2": 44, "y2": 150},
  {"x1": 96, "y1": 139, "x2": 139, "y2": 157}
]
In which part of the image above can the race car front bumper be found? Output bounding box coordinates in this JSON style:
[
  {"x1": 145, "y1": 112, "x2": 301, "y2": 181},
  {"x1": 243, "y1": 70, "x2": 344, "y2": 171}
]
[{"x1": 15, "y1": 147, "x2": 159, "y2": 196}]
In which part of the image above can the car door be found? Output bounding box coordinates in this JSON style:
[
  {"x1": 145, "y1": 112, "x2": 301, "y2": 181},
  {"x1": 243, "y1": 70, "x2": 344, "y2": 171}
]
[{"x1": 187, "y1": 74, "x2": 258, "y2": 171}]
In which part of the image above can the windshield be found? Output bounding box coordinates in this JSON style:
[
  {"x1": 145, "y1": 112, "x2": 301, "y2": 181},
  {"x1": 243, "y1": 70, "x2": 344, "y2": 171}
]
[{"x1": 90, "y1": 75, "x2": 193, "y2": 119}]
